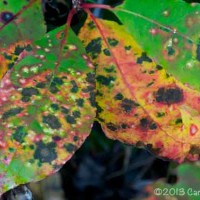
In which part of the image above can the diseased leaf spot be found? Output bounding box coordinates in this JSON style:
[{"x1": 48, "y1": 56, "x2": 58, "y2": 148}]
[
  {"x1": 14, "y1": 46, "x2": 25, "y2": 55},
  {"x1": 149, "y1": 123, "x2": 157, "y2": 130},
  {"x1": 1, "y1": 11, "x2": 14, "y2": 23},
  {"x1": 114, "y1": 93, "x2": 124, "y2": 100},
  {"x1": 73, "y1": 136, "x2": 79, "y2": 142},
  {"x1": 51, "y1": 104, "x2": 59, "y2": 111},
  {"x1": 121, "y1": 123, "x2": 128, "y2": 129},
  {"x1": 140, "y1": 118, "x2": 149, "y2": 129},
  {"x1": 43, "y1": 115, "x2": 61, "y2": 129},
  {"x1": 21, "y1": 96, "x2": 30, "y2": 102},
  {"x1": 76, "y1": 99, "x2": 84, "y2": 107},
  {"x1": 73, "y1": 111, "x2": 81, "y2": 118},
  {"x1": 22, "y1": 87, "x2": 39, "y2": 97},
  {"x1": 86, "y1": 73, "x2": 95, "y2": 84},
  {"x1": 89, "y1": 91, "x2": 96, "y2": 107},
  {"x1": 12, "y1": 126, "x2": 27, "y2": 143},
  {"x1": 157, "y1": 112, "x2": 165, "y2": 118},
  {"x1": 65, "y1": 143, "x2": 76, "y2": 153},
  {"x1": 189, "y1": 145, "x2": 200, "y2": 155},
  {"x1": 124, "y1": 45, "x2": 131, "y2": 50},
  {"x1": 107, "y1": 38, "x2": 119, "y2": 47},
  {"x1": 65, "y1": 115, "x2": 76, "y2": 124},
  {"x1": 61, "y1": 107, "x2": 69, "y2": 114},
  {"x1": 50, "y1": 82, "x2": 59, "y2": 94},
  {"x1": 2, "y1": 107, "x2": 23, "y2": 120},
  {"x1": 107, "y1": 123, "x2": 118, "y2": 131},
  {"x1": 156, "y1": 65, "x2": 163, "y2": 70},
  {"x1": 137, "y1": 52, "x2": 152, "y2": 64},
  {"x1": 103, "y1": 48, "x2": 111, "y2": 56},
  {"x1": 104, "y1": 65, "x2": 115, "y2": 73},
  {"x1": 155, "y1": 87, "x2": 184, "y2": 104},
  {"x1": 53, "y1": 77, "x2": 64, "y2": 85},
  {"x1": 121, "y1": 98, "x2": 139, "y2": 113},
  {"x1": 34, "y1": 141, "x2": 57, "y2": 164},
  {"x1": 86, "y1": 37, "x2": 102, "y2": 59},
  {"x1": 175, "y1": 118, "x2": 182, "y2": 124},
  {"x1": 36, "y1": 82, "x2": 46, "y2": 88},
  {"x1": 88, "y1": 21, "x2": 95, "y2": 29},
  {"x1": 52, "y1": 136, "x2": 61, "y2": 141},
  {"x1": 96, "y1": 75, "x2": 115, "y2": 86},
  {"x1": 70, "y1": 80, "x2": 78, "y2": 93},
  {"x1": 96, "y1": 103, "x2": 103, "y2": 113},
  {"x1": 167, "y1": 46, "x2": 175, "y2": 56}
]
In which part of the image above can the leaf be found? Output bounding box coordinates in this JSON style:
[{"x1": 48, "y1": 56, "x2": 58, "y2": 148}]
[
  {"x1": 78, "y1": 16, "x2": 200, "y2": 163},
  {"x1": 0, "y1": 25, "x2": 95, "y2": 194},
  {"x1": 0, "y1": 0, "x2": 46, "y2": 79},
  {"x1": 142, "y1": 163, "x2": 200, "y2": 200},
  {"x1": 114, "y1": 0, "x2": 200, "y2": 90}
]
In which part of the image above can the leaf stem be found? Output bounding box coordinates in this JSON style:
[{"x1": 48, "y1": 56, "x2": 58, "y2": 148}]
[{"x1": 82, "y1": 3, "x2": 113, "y2": 10}]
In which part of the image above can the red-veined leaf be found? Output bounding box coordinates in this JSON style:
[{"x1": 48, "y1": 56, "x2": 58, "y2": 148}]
[{"x1": 79, "y1": 16, "x2": 200, "y2": 163}]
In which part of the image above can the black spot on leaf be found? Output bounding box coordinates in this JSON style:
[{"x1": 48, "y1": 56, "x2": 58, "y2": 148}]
[
  {"x1": 96, "y1": 75, "x2": 115, "y2": 86},
  {"x1": 14, "y1": 46, "x2": 25, "y2": 55},
  {"x1": 155, "y1": 87, "x2": 183, "y2": 104},
  {"x1": 43, "y1": 114, "x2": 61, "y2": 129},
  {"x1": 76, "y1": 99, "x2": 84, "y2": 107},
  {"x1": 2, "y1": 107, "x2": 23, "y2": 120},
  {"x1": 156, "y1": 65, "x2": 163, "y2": 70},
  {"x1": 50, "y1": 82, "x2": 59, "y2": 94},
  {"x1": 61, "y1": 107, "x2": 69, "y2": 114},
  {"x1": 103, "y1": 49, "x2": 111, "y2": 56},
  {"x1": 167, "y1": 46, "x2": 175, "y2": 56},
  {"x1": 65, "y1": 143, "x2": 76, "y2": 153},
  {"x1": 86, "y1": 37, "x2": 102, "y2": 59},
  {"x1": 107, "y1": 38, "x2": 119, "y2": 47},
  {"x1": 53, "y1": 77, "x2": 64, "y2": 85},
  {"x1": 12, "y1": 126, "x2": 27, "y2": 143},
  {"x1": 52, "y1": 136, "x2": 62, "y2": 141},
  {"x1": 189, "y1": 145, "x2": 200, "y2": 155},
  {"x1": 73, "y1": 111, "x2": 81, "y2": 118},
  {"x1": 1, "y1": 11, "x2": 14, "y2": 23},
  {"x1": 34, "y1": 141, "x2": 57, "y2": 164},
  {"x1": 65, "y1": 115, "x2": 76, "y2": 124},
  {"x1": 107, "y1": 123, "x2": 118, "y2": 131},
  {"x1": 175, "y1": 118, "x2": 183, "y2": 124},
  {"x1": 149, "y1": 123, "x2": 157, "y2": 130},
  {"x1": 22, "y1": 87, "x2": 39, "y2": 97},
  {"x1": 114, "y1": 93, "x2": 124, "y2": 100},
  {"x1": 140, "y1": 118, "x2": 157, "y2": 131},
  {"x1": 70, "y1": 80, "x2": 78, "y2": 93},
  {"x1": 125, "y1": 45, "x2": 131, "y2": 50},
  {"x1": 86, "y1": 73, "x2": 95, "y2": 84},
  {"x1": 51, "y1": 104, "x2": 59, "y2": 111},
  {"x1": 36, "y1": 82, "x2": 46, "y2": 88},
  {"x1": 140, "y1": 118, "x2": 149, "y2": 129},
  {"x1": 121, "y1": 99, "x2": 139, "y2": 113},
  {"x1": 137, "y1": 52, "x2": 152, "y2": 64}
]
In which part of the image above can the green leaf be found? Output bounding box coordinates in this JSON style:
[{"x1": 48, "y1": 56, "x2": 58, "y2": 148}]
[
  {"x1": 0, "y1": 25, "x2": 95, "y2": 194},
  {"x1": 115, "y1": 0, "x2": 200, "y2": 90}
]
